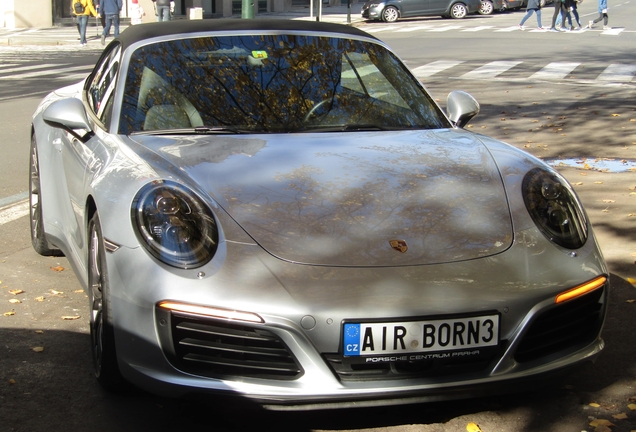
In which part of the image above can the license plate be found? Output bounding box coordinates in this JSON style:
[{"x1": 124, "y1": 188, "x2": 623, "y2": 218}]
[{"x1": 343, "y1": 314, "x2": 499, "y2": 357}]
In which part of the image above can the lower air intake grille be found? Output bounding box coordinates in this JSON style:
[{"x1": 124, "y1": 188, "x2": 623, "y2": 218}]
[
  {"x1": 325, "y1": 347, "x2": 501, "y2": 382},
  {"x1": 165, "y1": 312, "x2": 303, "y2": 380},
  {"x1": 514, "y1": 287, "x2": 605, "y2": 363}
]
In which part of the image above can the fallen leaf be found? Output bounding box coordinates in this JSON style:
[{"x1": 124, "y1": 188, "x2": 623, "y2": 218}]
[
  {"x1": 595, "y1": 182, "x2": 604, "y2": 184},
  {"x1": 74, "y1": 290, "x2": 85, "y2": 294},
  {"x1": 34, "y1": 330, "x2": 44, "y2": 334},
  {"x1": 8, "y1": 289, "x2": 24, "y2": 295},
  {"x1": 627, "y1": 300, "x2": 636, "y2": 303},
  {"x1": 603, "y1": 200, "x2": 616, "y2": 203},
  {"x1": 9, "y1": 379, "x2": 16, "y2": 385},
  {"x1": 61, "y1": 315, "x2": 81, "y2": 320},
  {"x1": 590, "y1": 402, "x2": 602, "y2": 407},
  {"x1": 466, "y1": 422, "x2": 482, "y2": 432},
  {"x1": 611, "y1": 113, "x2": 620, "y2": 117},
  {"x1": 628, "y1": 403, "x2": 636, "y2": 410},
  {"x1": 3, "y1": 311, "x2": 15, "y2": 316},
  {"x1": 590, "y1": 419, "x2": 615, "y2": 427},
  {"x1": 50, "y1": 266, "x2": 64, "y2": 272},
  {"x1": 573, "y1": 182, "x2": 584, "y2": 186},
  {"x1": 34, "y1": 296, "x2": 45, "y2": 302},
  {"x1": 8, "y1": 299, "x2": 21, "y2": 304},
  {"x1": 50, "y1": 290, "x2": 64, "y2": 295},
  {"x1": 613, "y1": 413, "x2": 628, "y2": 420},
  {"x1": 32, "y1": 347, "x2": 44, "y2": 353}
]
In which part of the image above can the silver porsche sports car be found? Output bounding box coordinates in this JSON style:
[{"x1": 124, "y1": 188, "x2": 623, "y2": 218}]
[{"x1": 30, "y1": 19, "x2": 608, "y2": 409}]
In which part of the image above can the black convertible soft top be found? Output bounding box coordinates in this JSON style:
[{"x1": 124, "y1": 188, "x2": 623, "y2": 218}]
[{"x1": 115, "y1": 18, "x2": 379, "y2": 50}]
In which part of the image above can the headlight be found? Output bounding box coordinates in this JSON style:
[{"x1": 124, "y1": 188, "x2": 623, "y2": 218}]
[
  {"x1": 522, "y1": 168, "x2": 588, "y2": 249},
  {"x1": 132, "y1": 180, "x2": 218, "y2": 269}
]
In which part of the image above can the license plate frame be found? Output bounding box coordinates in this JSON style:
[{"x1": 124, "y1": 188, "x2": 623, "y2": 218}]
[{"x1": 342, "y1": 314, "x2": 500, "y2": 359}]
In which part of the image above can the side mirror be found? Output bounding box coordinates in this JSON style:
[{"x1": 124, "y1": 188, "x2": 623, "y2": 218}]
[
  {"x1": 42, "y1": 98, "x2": 94, "y2": 142},
  {"x1": 446, "y1": 90, "x2": 480, "y2": 129}
]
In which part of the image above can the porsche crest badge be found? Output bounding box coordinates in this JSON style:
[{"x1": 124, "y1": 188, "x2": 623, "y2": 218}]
[{"x1": 389, "y1": 240, "x2": 408, "y2": 253}]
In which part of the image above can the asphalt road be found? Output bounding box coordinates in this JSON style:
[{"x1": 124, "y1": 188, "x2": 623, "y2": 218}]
[{"x1": 1, "y1": 6, "x2": 636, "y2": 431}]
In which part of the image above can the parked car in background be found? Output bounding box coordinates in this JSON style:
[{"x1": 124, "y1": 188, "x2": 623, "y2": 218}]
[
  {"x1": 493, "y1": 0, "x2": 528, "y2": 10},
  {"x1": 478, "y1": 0, "x2": 495, "y2": 14},
  {"x1": 31, "y1": 19, "x2": 609, "y2": 409},
  {"x1": 362, "y1": 0, "x2": 482, "y2": 21}
]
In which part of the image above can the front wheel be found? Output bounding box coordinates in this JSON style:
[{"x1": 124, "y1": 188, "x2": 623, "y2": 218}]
[
  {"x1": 450, "y1": 2, "x2": 468, "y2": 18},
  {"x1": 29, "y1": 135, "x2": 63, "y2": 256},
  {"x1": 381, "y1": 6, "x2": 399, "y2": 22},
  {"x1": 88, "y1": 212, "x2": 128, "y2": 392},
  {"x1": 478, "y1": 0, "x2": 494, "y2": 14}
]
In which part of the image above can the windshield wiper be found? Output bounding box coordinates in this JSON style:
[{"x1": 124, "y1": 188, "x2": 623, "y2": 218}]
[
  {"x1": 133, "y1": 125, "x2": 246, "y2": 136},
  {"x1": 298, "y1": 124, "x2": 389, "y2": 133}
]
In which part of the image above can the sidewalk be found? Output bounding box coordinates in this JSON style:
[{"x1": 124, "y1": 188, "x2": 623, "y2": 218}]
[{"x1": 0, "y1": 3, "x2": 364, "y2": 47}]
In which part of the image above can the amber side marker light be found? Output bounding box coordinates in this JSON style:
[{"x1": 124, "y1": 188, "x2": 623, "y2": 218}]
[
  {"x1": 555, "y1": 275, "x2": 607, "y2": 304},
  {"x1": 158, "y1": 301, "x2": 264, "y2": 323}
]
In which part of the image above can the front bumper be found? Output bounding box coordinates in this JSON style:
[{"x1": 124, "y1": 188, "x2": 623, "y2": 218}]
[{"x1": 105, "y1": 230, "x2": 608, "y2": 408}]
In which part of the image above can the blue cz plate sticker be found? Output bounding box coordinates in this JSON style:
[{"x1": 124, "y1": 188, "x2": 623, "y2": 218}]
[{"x1": 343, "y1": 315, "x2": 499, "y2": 357}]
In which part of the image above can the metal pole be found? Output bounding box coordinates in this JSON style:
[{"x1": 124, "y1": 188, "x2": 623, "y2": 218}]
[
  {"x1": 242, "y1": 0, "x2": 254, "y2": 18},
  {"x1": 316, "y1": 0, "x2": 322, "y2": 21},
  {"x1": 310, "y1": 0, "x2": 313, "y2": 18},
  {"x1": 347, "y1": 0, "x2": 351, "y2": 24}
]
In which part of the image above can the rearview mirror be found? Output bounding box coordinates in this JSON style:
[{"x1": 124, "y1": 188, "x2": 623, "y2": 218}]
[
  {"x1": 42, "y1": 98, "x2": 93, "y2": 142},
  {"x1": 447, "y1": 91, "x2": 480, "y2": 128}
]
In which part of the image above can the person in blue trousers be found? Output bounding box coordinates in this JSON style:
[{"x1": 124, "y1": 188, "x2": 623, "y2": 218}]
[
  {"x1": 99, "y1": 0, "x2": 122, "y2": 46},
  {"x1": 518, "y1": 0, "x2": 543, "y2": 30},
  {"x1": 72, "y1": 0, "x2": 97, "y2": 46},
  {"x1": 588, "y1": 0, "x2": 609, "y2": 29}
]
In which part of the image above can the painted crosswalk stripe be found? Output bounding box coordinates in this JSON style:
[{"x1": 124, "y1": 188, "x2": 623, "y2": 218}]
[
  {"x1": 396, "y1": 25, "x2": 433, "y2": 32},
  {"x1": 411, "y1": 60, "x2": 464, "y2": 78},
  {"x1": 461, "y1": 26, "x2": 494, "y2": 32},
  {"x1": 459, "y1": 61, "x2": 522, "y2": 79},
  {"x1": 530, "y1": 62, "x2": 581, "y2": 80},
  {"x1": 597, "y1": 64, "x2": 636, "y2": 82},
  {"x1": 362, "y1": 26, "x2": 394, "y2": 32},
  {"x1": 428, "y1": 26, "x2": 462, "y2": 32},
  {"x1": 1, "y1": 65, "x2": 93, "y2": 80},
  {"x1": 601, "y1": 28, "x2": 624, "y2": 35},
  {"x1": 495, "y1": 26, "x2": 521, "y2": 32},
  {"x1": 0, "y1": 63, "x2": 61, "y2": 75},
  {"x1": 0, "y1": 200, "x2": 29, "y2": 226}
]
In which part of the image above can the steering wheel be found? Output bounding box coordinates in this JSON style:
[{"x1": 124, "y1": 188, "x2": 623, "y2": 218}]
[{"x1": 303, "y1": 99, "x2": 332, "y2": 123}]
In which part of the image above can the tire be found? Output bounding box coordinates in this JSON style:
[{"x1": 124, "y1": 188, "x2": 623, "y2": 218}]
[
  {"x1": 450, "y1": 2, "x2": 469, "y2": 18},
  {"x1": 381, "y1": 6, "x2": 399, "y2": 22},
  {"x1": 478, "y1": 0, "x2": 494, "y2": 14},
  {"x1": 29, "y1": 135, "x2": 63, "y2": 256},
  {"x1": 88, "y1": 212, "x2": 129, "y2": 392}
]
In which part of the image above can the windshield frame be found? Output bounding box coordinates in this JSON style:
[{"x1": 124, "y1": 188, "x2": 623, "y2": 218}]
[{"x1": 114, "y1": 30, "x2": 452, "y2": 136}]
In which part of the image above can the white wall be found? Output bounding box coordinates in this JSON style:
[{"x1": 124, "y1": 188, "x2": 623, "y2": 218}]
[{"x1": 1, "y1": 0, "x2": 53, "y2": 28}]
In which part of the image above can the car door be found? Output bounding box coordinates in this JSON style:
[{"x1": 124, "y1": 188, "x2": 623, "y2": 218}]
[
  {"x1": 58, "y1": 44, "x2": 122, "y2": 268},
  {"x1": 422, "y1": 0, "x2": 454, "y2": 14},
  {"x1": 399, "y1": 0, "x2": 427, "y2": 17}
]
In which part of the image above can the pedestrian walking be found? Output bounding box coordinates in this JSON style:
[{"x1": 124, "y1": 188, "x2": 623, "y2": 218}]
[
  {"x1": 99, "y1": 0, "x2": 122, "y2": 46},
  {"x1": 588, "y1": 0, "x2": 609, "y2": 29},
  {"x1": 518, "y1": 0, "x2": 543, "y2": 30},
  {"x1": 153, "y1": 0, "x2": 175, "y2": 22},
  {"x1": 548, "y1": 0, "x2": 569, "y2": 31},
  {"x1": 571, "y1": 0, "x2": 582, "y2": 29},
  {"x1": 72, "y1": 0, "x2": 97, "y2": 46},
  {"x1": 130, "y1": 0, "x2": 145, "y2": 25}
]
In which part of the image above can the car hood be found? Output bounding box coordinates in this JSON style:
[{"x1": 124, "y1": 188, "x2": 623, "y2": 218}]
[{"x1": 135, "y1": 130, "x2": 513, "y2": 266}]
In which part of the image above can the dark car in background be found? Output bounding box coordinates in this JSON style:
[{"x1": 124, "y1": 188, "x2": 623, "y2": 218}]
[{"x1": 362, "y1": 0, "x2": 482, "y2": 22}]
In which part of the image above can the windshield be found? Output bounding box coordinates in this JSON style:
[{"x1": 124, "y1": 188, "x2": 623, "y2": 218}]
[{"x1": 119, "y1": 34, "x2": 449, "y2": 134}]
